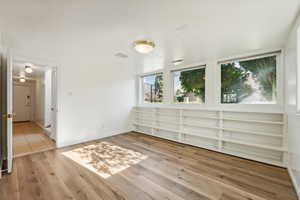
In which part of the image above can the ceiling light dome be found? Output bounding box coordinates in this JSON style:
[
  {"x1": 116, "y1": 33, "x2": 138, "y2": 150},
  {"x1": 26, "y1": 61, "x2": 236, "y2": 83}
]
[
  {"x1": 133, "y1": 40, "x2": 155, "y2": 54},
  {"x1": 19, "y1": 77, "x2": 26, "y2": 83},
  {"x1": 25, "y1": 65, "x2": 33, "y2": 73}
]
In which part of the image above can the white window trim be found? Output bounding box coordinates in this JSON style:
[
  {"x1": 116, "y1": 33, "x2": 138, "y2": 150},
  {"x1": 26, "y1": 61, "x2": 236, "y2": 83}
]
[
  {"x1": 139, "y1": 71, "x2": 164, "y2": 105},
  {"x1": 170, "y1": 65, "x2": 206, "y2": 105},
  {"x1": 217, "y1": 51, "x2": 283, "y2": 110},
  {"x1": 137, "y1": 48, "x2": 284, "y2": 113},
  {"x1": 297, "y1": 26, "x2": 300, "y2": 114}
]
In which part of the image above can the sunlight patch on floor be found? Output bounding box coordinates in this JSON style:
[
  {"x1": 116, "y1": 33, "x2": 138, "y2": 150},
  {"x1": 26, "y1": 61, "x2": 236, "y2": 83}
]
[{"x1": 62, "y1": 141, "x2": 148, "y2": 178}]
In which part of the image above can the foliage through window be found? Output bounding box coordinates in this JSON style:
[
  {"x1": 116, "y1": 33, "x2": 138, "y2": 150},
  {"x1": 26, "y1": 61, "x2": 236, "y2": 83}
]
[
  {"x1": 221, "y1": 55, "x2": 277, "y2": 104},
  {"x1": 173, "y1": 66, "x2": 205, "y2": 104},
  {"x1": 142, "y1": 73, "x2": 163, "y2": 103}
]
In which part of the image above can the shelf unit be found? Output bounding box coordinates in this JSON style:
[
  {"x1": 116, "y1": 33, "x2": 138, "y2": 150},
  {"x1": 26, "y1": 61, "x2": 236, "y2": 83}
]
[{"x1": 131, "y1": 106, "x2": 287, "y2": 167}]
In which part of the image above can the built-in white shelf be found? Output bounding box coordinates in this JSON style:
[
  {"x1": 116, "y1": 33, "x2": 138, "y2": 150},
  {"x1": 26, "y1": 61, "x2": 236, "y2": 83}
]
[
  {"x1": 181, "y1": 131, "x2": 219, "y2": 140},
  {"x1": 223, "y1": 118, "x2": 284, "y2": 125},
  {"x1": 182, "y1": 115, "x2": 220, "y2": 120},
  {"x1": 132, "y1": 106, "x2": 287, "y2": 167},
  {"x1": 222, "y1": 127, "x2": 283, "y2": 138},
  {"x1": 222, "y1": 148, "x2": 284, "y2": 167},
  {"x1": 183, "y1": 123, "x2": 219, "y2": 130},
  {"x1": 221, "y1": 138, "x2": 286, "y2": 152}
]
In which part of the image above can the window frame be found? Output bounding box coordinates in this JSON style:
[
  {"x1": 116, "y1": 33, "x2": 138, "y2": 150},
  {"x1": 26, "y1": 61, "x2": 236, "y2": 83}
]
[
  {"x1": 297, "y1": 26, "x2": 300, "y2": 113},
  {"x1": 170, "y1": 65, "x2": 206, "y2": 105},
  {"x1": 218, "y1": 51, "x2": 282, "y2": 107},
  {"x1": 140, "y1": 71, "x2": 164, "y2": 105},
  {"x1": 137, "y1": 49, "x2": 283, "y2": 112}
]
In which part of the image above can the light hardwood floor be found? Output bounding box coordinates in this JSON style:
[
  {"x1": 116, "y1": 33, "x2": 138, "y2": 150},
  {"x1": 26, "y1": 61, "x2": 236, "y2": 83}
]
[
  {"x1": 13, "y1": 122, "x2": 56, "y2": 157},
  {"x1": 0, "y1": 132, "x2": 297, "y2": 200}
]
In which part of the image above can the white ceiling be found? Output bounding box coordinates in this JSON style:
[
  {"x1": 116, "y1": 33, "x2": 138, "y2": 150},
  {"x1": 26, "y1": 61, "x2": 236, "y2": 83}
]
[{"x1": 1, "y1": 0, "x2": 300, "y2": 73}]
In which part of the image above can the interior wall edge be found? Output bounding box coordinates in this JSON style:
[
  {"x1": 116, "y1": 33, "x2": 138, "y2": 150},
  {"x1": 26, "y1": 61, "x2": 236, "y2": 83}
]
[
  {"x1": 288, "y1": 165, "x2": 300, "y2": 199},
  {"x1": 284, "y1": 7, "x2": 300, "y2": 199}
]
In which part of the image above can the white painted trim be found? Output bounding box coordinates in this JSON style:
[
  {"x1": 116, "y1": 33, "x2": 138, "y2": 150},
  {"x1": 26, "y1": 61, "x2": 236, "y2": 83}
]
[
  {"x1": 133, "y1": 106, "x2": 287, "y2": 167},
  {"x1": 170, "y1": 65, "x2": 207, "y2": 105},
  {"x1": 140, "y1": 73, "x2": 164, "y2": 104},
  {"x1": 33, "y1": 120, "x2": 49, "y2": 133},
  {"x1": 10, "y1": 53, "x2": 60, "y2": 147},
  {"x1": 296, "y1": 26, "x2": 300, "y2": 113},
  {"x1": 136, "y1": 104, "x2": 284, "y2": 114},
  {"x1": 288, "y1": 166, "x2": 300, "y2": 199},
  {"x1": 218, "y1": 51, "x2": 283, "y2": 107},
  {"x1": 139, "y1": 69, "x2": 164, "y2": 77},
  {"x1": 7, "y1": 49, "x2": 13, "y2": 173},
  {"x1": 137, "y1": 48, "x2": 284, "y2": 113},
  {"x1": 169, "y1": 62, "x2": 207, "y2": 72},
  {"x1": 217, "y1": 48, "x2": 282, "y2": 64},
  {"x1": 33, "y1": 120, "x2": 53, "y2": 139}
]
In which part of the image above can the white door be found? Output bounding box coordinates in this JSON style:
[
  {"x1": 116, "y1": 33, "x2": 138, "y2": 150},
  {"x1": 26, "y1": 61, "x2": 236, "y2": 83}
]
[
  {"x1": 0, "y1": 49, "x2": 13, "y2": 173},
  {"x1": 44, "y1": 70, "x2": 52, "y2": 127},
  {"x1": 7, "y1": 50, "x2": 13, "y2": 173},
  {"x1": 13, "y1": 85, "x2": 31, "y2": 122},
  {"x1": 50, "y1": 68, "x2": 57, "y2": 141}
]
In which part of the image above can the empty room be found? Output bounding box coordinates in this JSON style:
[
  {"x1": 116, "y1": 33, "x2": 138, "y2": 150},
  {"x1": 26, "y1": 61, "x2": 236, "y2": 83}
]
[{"x1": 0, "y1": 1, "x2": 300, "y2": 200}]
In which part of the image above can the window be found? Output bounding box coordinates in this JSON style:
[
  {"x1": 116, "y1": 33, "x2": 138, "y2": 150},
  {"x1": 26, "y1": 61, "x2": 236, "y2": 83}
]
[
  {"x1": 142, "y1": 73, "x2": 163, "y2": 103},
  {"x1": 221, "y1": 55, "x2": 277, "y2": 104},
  {"x1": 173, "y1": 66, "x2": 205, "y2": 104},
  {"x1": 297, "y1": 27, "x2": 300, "y2": 111}
]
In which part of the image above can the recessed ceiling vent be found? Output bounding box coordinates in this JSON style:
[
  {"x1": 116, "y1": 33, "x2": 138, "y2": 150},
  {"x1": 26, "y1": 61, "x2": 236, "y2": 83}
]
[
  {"x1": 115, "y1": 52, "x2": 128, "y2": 58},
  {"x1": 175, "y1": 24, "x2": 188, "y2": 31},
  {"x1": 172, "y1": 59, "x2": 184, "y2": 65}
]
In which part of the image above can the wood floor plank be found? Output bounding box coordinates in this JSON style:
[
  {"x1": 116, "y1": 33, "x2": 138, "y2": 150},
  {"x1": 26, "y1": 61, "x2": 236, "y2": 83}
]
[
  {"x1": 1, "y1": 132, "x2": 298, "y2": 200},
  {"x1": 110, "y1": 133, "x2": 296, "y2": 200},
  {"x1": 107, "y1": 135, "x2": 265, "y2": 200},
  {"x1": 123, "y1": 133, "x2": 293, "y2": 186},
  {"x1": 119, "y1": 166, "x2": 186, "y2": 200},
  {"x1": 13, "y1": 122, "x2": 56, "y2": 157},
  {"x1": 42, "y1": 149, "x2": 104, "y2": 200},
  {"x1": 0, "y1": 160, "x2": 20, "y2": 200},
  {"x1": 127, "y1": 132, "x2": 290, "y2": 182},
  {"x1": 30, "y1": 156, "x2": 73, "y2": 200},
  {"x1": 16, "y1": 156, "x2": 44, "y2": 200}
]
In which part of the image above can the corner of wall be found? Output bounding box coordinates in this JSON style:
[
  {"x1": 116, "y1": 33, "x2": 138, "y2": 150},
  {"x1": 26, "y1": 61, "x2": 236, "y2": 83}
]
[
  {"x1": 56, "y1": 129, "x2": 132, "y2": 148},
  {"x1": 288, "y1": 165, "x2": 300, "y2": 198}
]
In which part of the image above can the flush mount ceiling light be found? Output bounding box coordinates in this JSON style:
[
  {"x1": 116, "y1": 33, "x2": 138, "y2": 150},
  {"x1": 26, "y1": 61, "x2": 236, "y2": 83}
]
[
  {"x1": 133, "y1": 40, "x2": 155, "y2": 54},
  {"x1": 25, "y1": 65, "x2": 33, "y2": 73},
  {"x1": 19, "y1": 77, "x2": 26, "y2": 83}
]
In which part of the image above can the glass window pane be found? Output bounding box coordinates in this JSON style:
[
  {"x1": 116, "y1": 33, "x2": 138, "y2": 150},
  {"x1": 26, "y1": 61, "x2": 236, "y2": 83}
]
[
  {"x1": 221, "y1": 56, "x2": 277, "y2": 104},
  {"x1": 173, "y1": 67, "x2": 205, "y2": 104},
  {"x1": 143, "y1": 74, "x2": 163, "y2": 103}
]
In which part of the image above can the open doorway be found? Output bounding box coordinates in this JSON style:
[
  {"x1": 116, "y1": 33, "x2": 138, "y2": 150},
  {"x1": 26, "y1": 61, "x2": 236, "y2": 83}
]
[{"x1": 12, "y1": 60, "x2": 56, "y2": 157}]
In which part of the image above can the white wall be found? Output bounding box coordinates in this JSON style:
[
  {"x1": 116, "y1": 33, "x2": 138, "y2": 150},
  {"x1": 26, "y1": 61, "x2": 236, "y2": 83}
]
[
  {"x1": 0, "y1": 43, "x2": 137, "y2": 149},
  {"x1": 56, "y1": 56, "x2": 136, "y2": 147},
  {"x1": 34, "y1": 73, "x2": 45, "y2": 127},
  {"x1": 285, "y1": 11, "x2": 300, "y2": 197}
]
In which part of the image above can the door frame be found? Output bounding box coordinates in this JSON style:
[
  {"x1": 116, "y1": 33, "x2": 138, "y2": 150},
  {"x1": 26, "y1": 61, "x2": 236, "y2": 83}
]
[{"x1": 10, "y1": 53, "x2": 60, "y2": 147}]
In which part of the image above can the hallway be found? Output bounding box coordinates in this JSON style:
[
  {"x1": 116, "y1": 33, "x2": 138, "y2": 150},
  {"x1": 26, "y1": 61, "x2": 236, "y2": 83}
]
[{"x1": 13, "y1": 122, "x2": 56, "y2": 157}]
